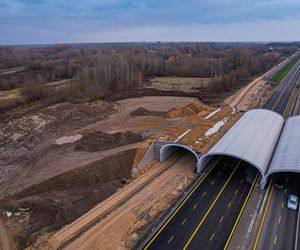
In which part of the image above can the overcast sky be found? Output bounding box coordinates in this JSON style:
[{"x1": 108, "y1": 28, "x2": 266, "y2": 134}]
[{"x1": 1, "y1": 0, "x2": 300, "y2": 44}]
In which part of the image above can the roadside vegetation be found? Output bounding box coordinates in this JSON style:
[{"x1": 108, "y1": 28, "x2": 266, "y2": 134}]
[{"x1": 271, "y1": 55, "x2": 300, "y2": 84}]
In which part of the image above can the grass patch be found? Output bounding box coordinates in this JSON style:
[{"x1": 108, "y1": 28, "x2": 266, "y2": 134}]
[
  {"x1": 145, "y1": 76, "x2": 213, "y2": 93},
  {"x1": 271, "y1": 55, "x2": 300, "y2": 84},
  {"x1": 0, "y1": 203, "x2": 18, "y2": 212}
]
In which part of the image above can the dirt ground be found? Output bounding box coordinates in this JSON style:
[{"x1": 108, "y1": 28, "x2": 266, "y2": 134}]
[
  {"x1": 0, "y1": 74, "x2": 271, "y2": 249},
  {"x1": 0, "y1": 96, "x2": 205, "y2": 248},
  {"x1": 62, "y1": 153, "x2": 197, "y2": 250},
  {"x1": 0, "y1": 218, "x2": 11, "y2": 250},
  {"x1": 224, "y1": 77, "x2": 275, "y2": 111}
]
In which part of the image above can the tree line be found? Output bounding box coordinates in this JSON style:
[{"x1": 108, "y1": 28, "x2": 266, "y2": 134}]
[{"x1": 0, "y1": 42, "x2": 298, "y2": 112}]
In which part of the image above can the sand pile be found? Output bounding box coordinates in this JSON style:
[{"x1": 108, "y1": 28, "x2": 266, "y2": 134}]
[{"x1": 164, "y1": 103, "x2": 214, "y2": 119}]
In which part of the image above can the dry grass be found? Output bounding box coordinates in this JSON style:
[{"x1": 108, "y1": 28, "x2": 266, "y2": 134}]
[
  {"x1": 145, "y1": 77, "x2": 213, "y2": 93},
  {"x1": 0, "y1": 89, "x2": 21, "y2": 101},
  {"x1": 0, "y1": 66, "x2": 27, "y2": 76},
  {"x1": 46, "y1": 79, "x2": 72, "y2": 88}
]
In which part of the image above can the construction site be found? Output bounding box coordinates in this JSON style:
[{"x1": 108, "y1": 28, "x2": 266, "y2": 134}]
[{"x1": 0, "y1": 64, "x2": 277, "y2": 250}]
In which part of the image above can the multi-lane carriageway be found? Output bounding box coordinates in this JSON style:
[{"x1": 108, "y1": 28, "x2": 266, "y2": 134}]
[{"x1": 141, "y1": 58, "x2": 300, "y2": 250}]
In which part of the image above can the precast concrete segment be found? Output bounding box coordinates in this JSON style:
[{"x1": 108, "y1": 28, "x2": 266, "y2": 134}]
[
  {"x1": 200, "y1": 109, "x2": 284, "y2": 187},
  {"x1": 160, "y1": 143, "x2": 202, "y2": 172}
]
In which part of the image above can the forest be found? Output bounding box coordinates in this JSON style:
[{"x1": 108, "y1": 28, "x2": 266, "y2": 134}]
[{"x1": 0, "y1": 42, "x2": 298, "y2": 112}]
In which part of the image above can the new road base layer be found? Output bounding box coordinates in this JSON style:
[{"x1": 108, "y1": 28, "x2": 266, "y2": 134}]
[{"x1": 156, "y1": 109, "x2": 300, "y2": 188}]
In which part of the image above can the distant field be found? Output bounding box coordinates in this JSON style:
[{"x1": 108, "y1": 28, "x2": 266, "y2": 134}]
[
  {"x1": 0, "y1": 88, "x2": 21, "y2": 101},
  {"x1": 145, "y1": 77, "x2": 213, "y2": 93},
  {"x1": 271, "y1": 55, "x2": 300, "y2": 84},
  {"x1": 0, "y1": 66, "x2": 27, "y2": 76},
  {"x1": 46, "y1": 79, "x2": 72, "y2": 88}
]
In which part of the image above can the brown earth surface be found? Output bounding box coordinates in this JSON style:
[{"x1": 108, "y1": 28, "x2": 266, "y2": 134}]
[
  {"x1": 0, "y1": 86, "x2": 258, "y2": 249},
  {"x1": 55, "y1": 153, "x2": 197, "y2": 250},
  {"x1": 224, "y1": 77, "x2": 275, "y2": 111},
  {"x1": 0, "y1": 96, "x2": 208, "y2": 248}
]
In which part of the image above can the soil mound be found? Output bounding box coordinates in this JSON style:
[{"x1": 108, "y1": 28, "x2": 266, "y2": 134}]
[
  {"x1": 3, "y1": 149, "x2": 136, "y2": 248},
  {"x1": 130, "y1": 107, "x2": 164, "y2": 116},
  {"x1": 164, "y1": 102, "x2": 213, "y2": 119},
  {"x1": 42, "y1": 101, "x2": 113, "y2": 121},
  {"x1": 74, "y1": 131, "x2": 142, "y2": 152}
]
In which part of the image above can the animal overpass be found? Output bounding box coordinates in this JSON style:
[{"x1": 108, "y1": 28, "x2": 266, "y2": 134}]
[{"x1": 159, "y1": 109, "x2": 300, "y2": 188}]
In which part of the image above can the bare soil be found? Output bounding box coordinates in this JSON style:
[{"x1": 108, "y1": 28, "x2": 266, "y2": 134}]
[
  {"x1": 130, "y1": 107, "x2": 164, "y2": 116},
  {"x1": 0, "y1": 96, "x2": 205, "y2": 249},
  {"x1": 224, "y1": 77, "x2": 275, "y2": 111},
  {"x1": 1, "y1": 149, "x2": 136, "y2": 249},
  {"x1": 63, "y1": 153, "x2": 197, "y2": 250},
  {"x1": 74, "y1": 131, "x2": 142, "y2": 152},
  {"x1": 0, "y1": 218, "x2": 11, "y2": 250},
  {"x1": 0, "y1": 90, "x2": 244, "y2": 249}
]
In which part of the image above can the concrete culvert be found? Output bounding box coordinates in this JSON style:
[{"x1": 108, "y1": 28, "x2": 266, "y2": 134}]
[{"x1": 159, "y1": 143, "x2": 201, "y2": 173}]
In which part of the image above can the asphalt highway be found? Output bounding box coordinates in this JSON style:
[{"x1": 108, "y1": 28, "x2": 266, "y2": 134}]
[
  {"x1": 144, "y1": 157, "x2": 258, "y2": 250},
  {"x1": 255, "y1": 175, "x2": 300, "y2": 250},
  {"x1": 254, "y1": 58, "x2": 300, "y2": 250},
  {"x1": 263, "y1": 59, "x2": 300, "y2": 114},
  {"x1": 142, "y1": 57, "x2": 300, "y2": 250}
]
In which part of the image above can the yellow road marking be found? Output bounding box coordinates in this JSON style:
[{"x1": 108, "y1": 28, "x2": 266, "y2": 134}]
[
  {"x1": 235, "y1": 189, "x2": 238, "y2": 196},
  {"x1": 219, "y1": 216, "x2": 224, "y2": 223},
  {"x1": 262, "y1": 56, "x2": 298, "y2": 109},
  {"x1": 181, "y1": 218, "x2": 187, "y2": 225},
  {"x1": 202, "y1": 191, "x2": 207, "y2": 197},
  {"x1": 143, "y1": 157, "x2": 221, "y2": 249},
  {"x1": 228, "y1": 202, "x2": 232, "y2": 208},
  {"x1": 283, "y1": 87, "x2": 296, "y2": 116},
  {"x1": 210, "y1": 233, "x2": 215, "y2": 241},
  {"x1": 168, "y1": 235, "x2": 174, "y2": 244},
  {"x1": 183, "y1": 162, "x2": 240, "y2": 250},
  {"x1": 253, "y1": 178, "x2": 275, "y2": 250},
  {"x1": 193, "y1": 204, "x2": 198, "y2": 210},
  {"x1": 282, "y1": 202, "x2": 284, "y2": 208},
  {"x1": 274, "y1": 235, "x2": 278, "y2": 245},
  {"x1": 211, "y1": 180, "x2": 215, "y2": 186},
  {"x1": 278, "y1": 216, "x2": 281, "y2": 224},
  {"x1": 224, "y1": 173, "x2": 259, "y2": 249},
  {"x1": 272, "y1": 85, "x2": 289, "y2": 111},
  {"x1": 240, "y1": 179, "x2": 244, "y2": 184}
]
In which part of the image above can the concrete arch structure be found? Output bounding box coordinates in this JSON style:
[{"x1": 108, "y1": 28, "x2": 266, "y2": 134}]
[
  {"x1": 200, "y1": 109, "x2": 285, "y2": 187},
  {"x1": 160, "y1": 143, "x2": 201, "y2": 172},
  {"x1": 265, "y1": 116, "x2": 300, "y2": 183}
]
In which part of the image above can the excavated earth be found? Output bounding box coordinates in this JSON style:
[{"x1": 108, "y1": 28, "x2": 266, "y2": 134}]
[
  {"x1": 0, "y1": 96, "x2": 205, "y2": 249},
  {"x1": 0, "y1": 81, "x2": 271, "y2": 249}
]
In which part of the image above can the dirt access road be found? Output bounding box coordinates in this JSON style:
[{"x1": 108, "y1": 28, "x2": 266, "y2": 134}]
[
  {"x1": 52, "y1": 153, "x2": 197, "y2": 250},
  {"x1": 0, "y1": 96, "x2": 204, "y2": 249},
  {"x1": 0, "y1": 219, "x2": 11, "y2": 250}
]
